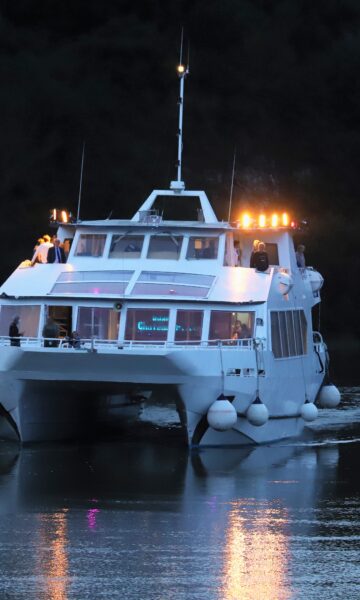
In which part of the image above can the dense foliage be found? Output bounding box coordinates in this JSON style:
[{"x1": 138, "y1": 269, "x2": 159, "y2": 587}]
[{"x1": 0, "y1": 1, "x2": 358, "y2": 336}]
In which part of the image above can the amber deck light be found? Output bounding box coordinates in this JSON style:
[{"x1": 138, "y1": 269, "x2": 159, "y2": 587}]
[
  {"x1": 259, "y1": 214, "x2": 266, "y2": 228},
  {"x1": 271, "y1": 213, "x2": 278, "y2": 227},
  {"x1": 282, "y1": 212, "x2": 289, "y2": 226},
  {"x1": 242, "y1": 213, "x2": 251, "y2": 228}
]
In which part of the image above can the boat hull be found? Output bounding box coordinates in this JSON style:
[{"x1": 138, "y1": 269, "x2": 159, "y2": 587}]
[{"x1": 0, "y1": 344, "x2": 325, "y2": 445}]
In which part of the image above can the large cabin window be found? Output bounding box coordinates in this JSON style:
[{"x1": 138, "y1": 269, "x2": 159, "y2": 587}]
[
  {"x1": 77, "y1": 307, "x2": 119, "y2": 340},
  {"x1": 175, "y1": 310, "x2": 203, "y2": 342},
  {"x1": 74, "y1": 234, "x2": 106, "y2": 257},
  {"x1": 0, "y1": 305, "x2": 40, "y2": 338},
  {"x1": 209, "y1": 311, "x2": 254, "y2": 342},
  {"x1": 147, "y1": 235, "x2": 183, "y2": 259},
  {"x1": 109, "y1": 235, "x2": 144, "y2": 259},
  {"x1": 125, "y1": 309, "x2": 169, "y2": 342},
  {"x1": 186, "y1": 237, "x2": 219, "y2": 260},
  {"x1": 271, "y1": 310, "x2": 307, "y2": 358}
]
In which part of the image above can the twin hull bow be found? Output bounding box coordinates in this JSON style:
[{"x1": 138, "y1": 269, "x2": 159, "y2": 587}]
[{"x1": 0, "y1": 341, "x2": 325, "y2": 445}]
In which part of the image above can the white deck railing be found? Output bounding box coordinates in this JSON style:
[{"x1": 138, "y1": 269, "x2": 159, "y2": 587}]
[{"x1": 0, "y1": 335, "x2": 254, "y2": 351}]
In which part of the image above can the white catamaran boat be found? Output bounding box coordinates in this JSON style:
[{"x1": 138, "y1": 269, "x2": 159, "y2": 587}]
[{"x1": 0, "y1": 60, "x2": 340, "y2": 445}]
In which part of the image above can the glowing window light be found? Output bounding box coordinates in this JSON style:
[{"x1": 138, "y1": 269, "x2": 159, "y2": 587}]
[
  {"x1": 242, "y1": 213, "x2": 251, "y2": 228},
  {"x1": 282, "y1": 212, "x2": 289, "y2": 226},
  {"x1": 271, "y1": 214, "x2": 278, "y2": 227},
  {"x1": 259, "y1": 214, "x2": 266, "y2": 228},
  {"x1": 61, "y1": 210, "x2": 68, "y2": 223}
]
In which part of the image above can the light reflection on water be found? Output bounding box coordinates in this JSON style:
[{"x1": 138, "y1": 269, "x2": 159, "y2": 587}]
[
  {"x1": 36, "y1": 511, "x2": 69, "y2": 600},
  {"x1": 221, "y1": 502, "x2": 290, "y2": 600},
  {"x1": 0, "y1": 386, "x2": 359, "y2": 600}
]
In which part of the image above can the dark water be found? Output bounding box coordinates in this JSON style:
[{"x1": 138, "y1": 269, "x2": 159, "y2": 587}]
[{"x1": 0, "y1": 388, "x2": 360, "y2": 600}]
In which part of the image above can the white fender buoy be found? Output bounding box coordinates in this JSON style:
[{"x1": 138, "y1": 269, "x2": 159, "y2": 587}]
[
  {"x1": 318, "y1": 384, "x2": 341, "y2": 408},
  {"x1": 246, "y1": 396, "x2": 269, "y2": 426},
  {"x1": 301, "y1": 400, "x2": 318, "y2": 422},
  {"x1": 307, "y1": 269, "x2": 324, "y2": 293},
  {"x1": 275, "y1": 271, "x2": 294, "y2": 295},
  {"x1": 207, "y1": 394, "x2": 237, "y2": 431}
]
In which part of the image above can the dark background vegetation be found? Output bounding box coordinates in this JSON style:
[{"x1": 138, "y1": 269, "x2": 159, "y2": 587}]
[{"x1": 0, "y1": 0, "x2": 359, "y2": 339}]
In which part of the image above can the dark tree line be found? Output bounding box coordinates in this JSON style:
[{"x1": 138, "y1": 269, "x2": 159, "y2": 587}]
[{"x1": 0, "y1": 0, "x2": 359, "y2": 337}]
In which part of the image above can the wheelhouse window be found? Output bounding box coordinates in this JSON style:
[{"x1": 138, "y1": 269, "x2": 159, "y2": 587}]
[
  {"x1": 209, "y1": 311, "x2": 254, "y2": 341},
  {"x1": 0, "y1": 305, "x2": 40, "y2": 338},
  {"x1": 175, "y1": 310, "x2": 203, "y2": 342},
  {"x1": 125, "y1": 309, "x2": 169, "y2": 342},
  {"x1": 186, "y1": 237, "x2": 219, "y2": 260},
  {"x1": 147, "y1": 235, "x2": 183, "y2": 259},
  {"x1": 265, "y1": 243, "x2": 279, "y2": 265},
  {"x1": 77, "y1": 307, "x2": 119, "y2": 340},
  {"x1": 271, "y1": 310, "x2": 307, "y2": 358},
  {"x1": 74, "y1": 234, "x2": 106, "y2": 257},
  {"x1": 109, "y1": 235, "x2": 144, "y2": 259}
]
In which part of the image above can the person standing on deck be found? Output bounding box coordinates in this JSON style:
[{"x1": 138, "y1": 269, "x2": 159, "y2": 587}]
[{"x1": 9, "y1": 316, "x2": 23, "y2": 346}]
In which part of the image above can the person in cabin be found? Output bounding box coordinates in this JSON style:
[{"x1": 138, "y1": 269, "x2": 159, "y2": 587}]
[
  {"x1": 42, "y1": 317, "x2": 60, "y2": 347},
  {"x1": 70, "y1": 331, "x2": 81, "y2": 349},
  {"x1": 250, "y1": 241, "x2": 269, "y2": 272},
  {"x1": 9, "y1": 316, "x2": 23, "y2": 346},
  {"x1": 296, "y1": 244, "x2": 306, "y2": 269},
  {"x1": 249, "y1": 239, "x2": 260, "y2": 267},
  {"x1": 239, "y1": 322, "x2": 251, "y2": 339},
  {"x1": 47, "y1": 238, "x2": 66, "y2": 263},
  {"x1": 31, "y1": 234, "x2": 53, "y2": 265},
  {"x1": 231, "y1": 320, "x2": 243, "y2": 340},
  {"x1": 202, "y1": 239, "x2": 215, "y2": 258}
]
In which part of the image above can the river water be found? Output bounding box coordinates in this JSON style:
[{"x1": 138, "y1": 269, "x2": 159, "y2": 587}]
[{"x1": 0, "y1": 384, "x2": 359, "y2": 599}]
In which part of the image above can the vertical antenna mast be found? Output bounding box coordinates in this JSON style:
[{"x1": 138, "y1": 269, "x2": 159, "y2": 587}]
[
  {"x1": 228, "y1": 148, "x2": 236, "y2": 222},
  {"x1": 76, "y1": 141, "x2": 85, "y2": 222},
  {"x1": 170, "y1": 29, "x2": 189, "y2": 192}
]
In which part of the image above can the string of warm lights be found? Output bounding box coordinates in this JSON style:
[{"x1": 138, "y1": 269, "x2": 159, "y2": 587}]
[{"x1": 236, "y1": 212, "x2": 297, "y2": 229}]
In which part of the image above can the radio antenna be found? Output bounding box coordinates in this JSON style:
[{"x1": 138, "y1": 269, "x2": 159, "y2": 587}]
[
  {"x1": 228, "y1": 148, "x2": 236, "y2": 222},
  {"x1": 170, "y1": 28, "x2": 189, "y2": 192},
  {"x1": 76, "y1": 141, "x2": 86, "y2": 222}
]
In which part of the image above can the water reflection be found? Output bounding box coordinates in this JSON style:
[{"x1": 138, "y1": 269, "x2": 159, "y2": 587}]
[
  {"x1": 0, "y1": 393, "x2": 359, "y2": 600},
  {"x1": 221, "y1": 502, "x2": 290, "y2": 600},
  {"x1": 36, "y1": 511, "x2": 69, "y2": 600}
]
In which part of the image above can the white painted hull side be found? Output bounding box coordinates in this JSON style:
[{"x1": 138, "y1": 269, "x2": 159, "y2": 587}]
[{"x1": 0, "y1": 344, "x2": 326, "y2": 445}]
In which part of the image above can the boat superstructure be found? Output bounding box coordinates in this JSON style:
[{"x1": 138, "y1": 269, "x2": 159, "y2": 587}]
[{"x1": 0, "y1": 57, "x2": 339, "y2": 445}]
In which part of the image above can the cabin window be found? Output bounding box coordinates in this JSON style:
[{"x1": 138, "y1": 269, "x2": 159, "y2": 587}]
[
  {"x1": 74, "y1": 234, "x2": 106, "y2": 257},
  {"x1": 186, "y1": 237, "x2": 219, "y2": 260},
  {"x1": 271, "y1": 310, "x2": 307, "y2": 358},
  {"x1": 266, "y1": 243, "x2": 279, "y2": 265},
  {"x1": 175, "y1": 310, "x2": 203, "y2": 342},
  {"x1": 147, "y1": 235, "x2": 183, "y2": 259},
  {"x1": 209, "y1": 311, "x2": 254, "y2": 342},
  {"x1": 0, "y1": 305, "x2": 40, "y2": 338},
  {"x1": 77, "y1": 307, "x2": 119, "y2": 340},
  {"x1": 109, "y1": 235, "x2": 144, "y2": 259},
  {"x1": 125, "y1": 309, "x2": 169, "y2": 342}
]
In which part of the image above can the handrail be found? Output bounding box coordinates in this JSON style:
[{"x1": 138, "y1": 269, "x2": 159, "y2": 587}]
[{"x1": 0, "y1": 335, "x2": 255, "y2": 350}]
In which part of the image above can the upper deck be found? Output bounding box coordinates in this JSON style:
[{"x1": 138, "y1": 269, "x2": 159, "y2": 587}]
[{"x1": 0, "y1": 189, "x2": 300, "y2": 305}]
